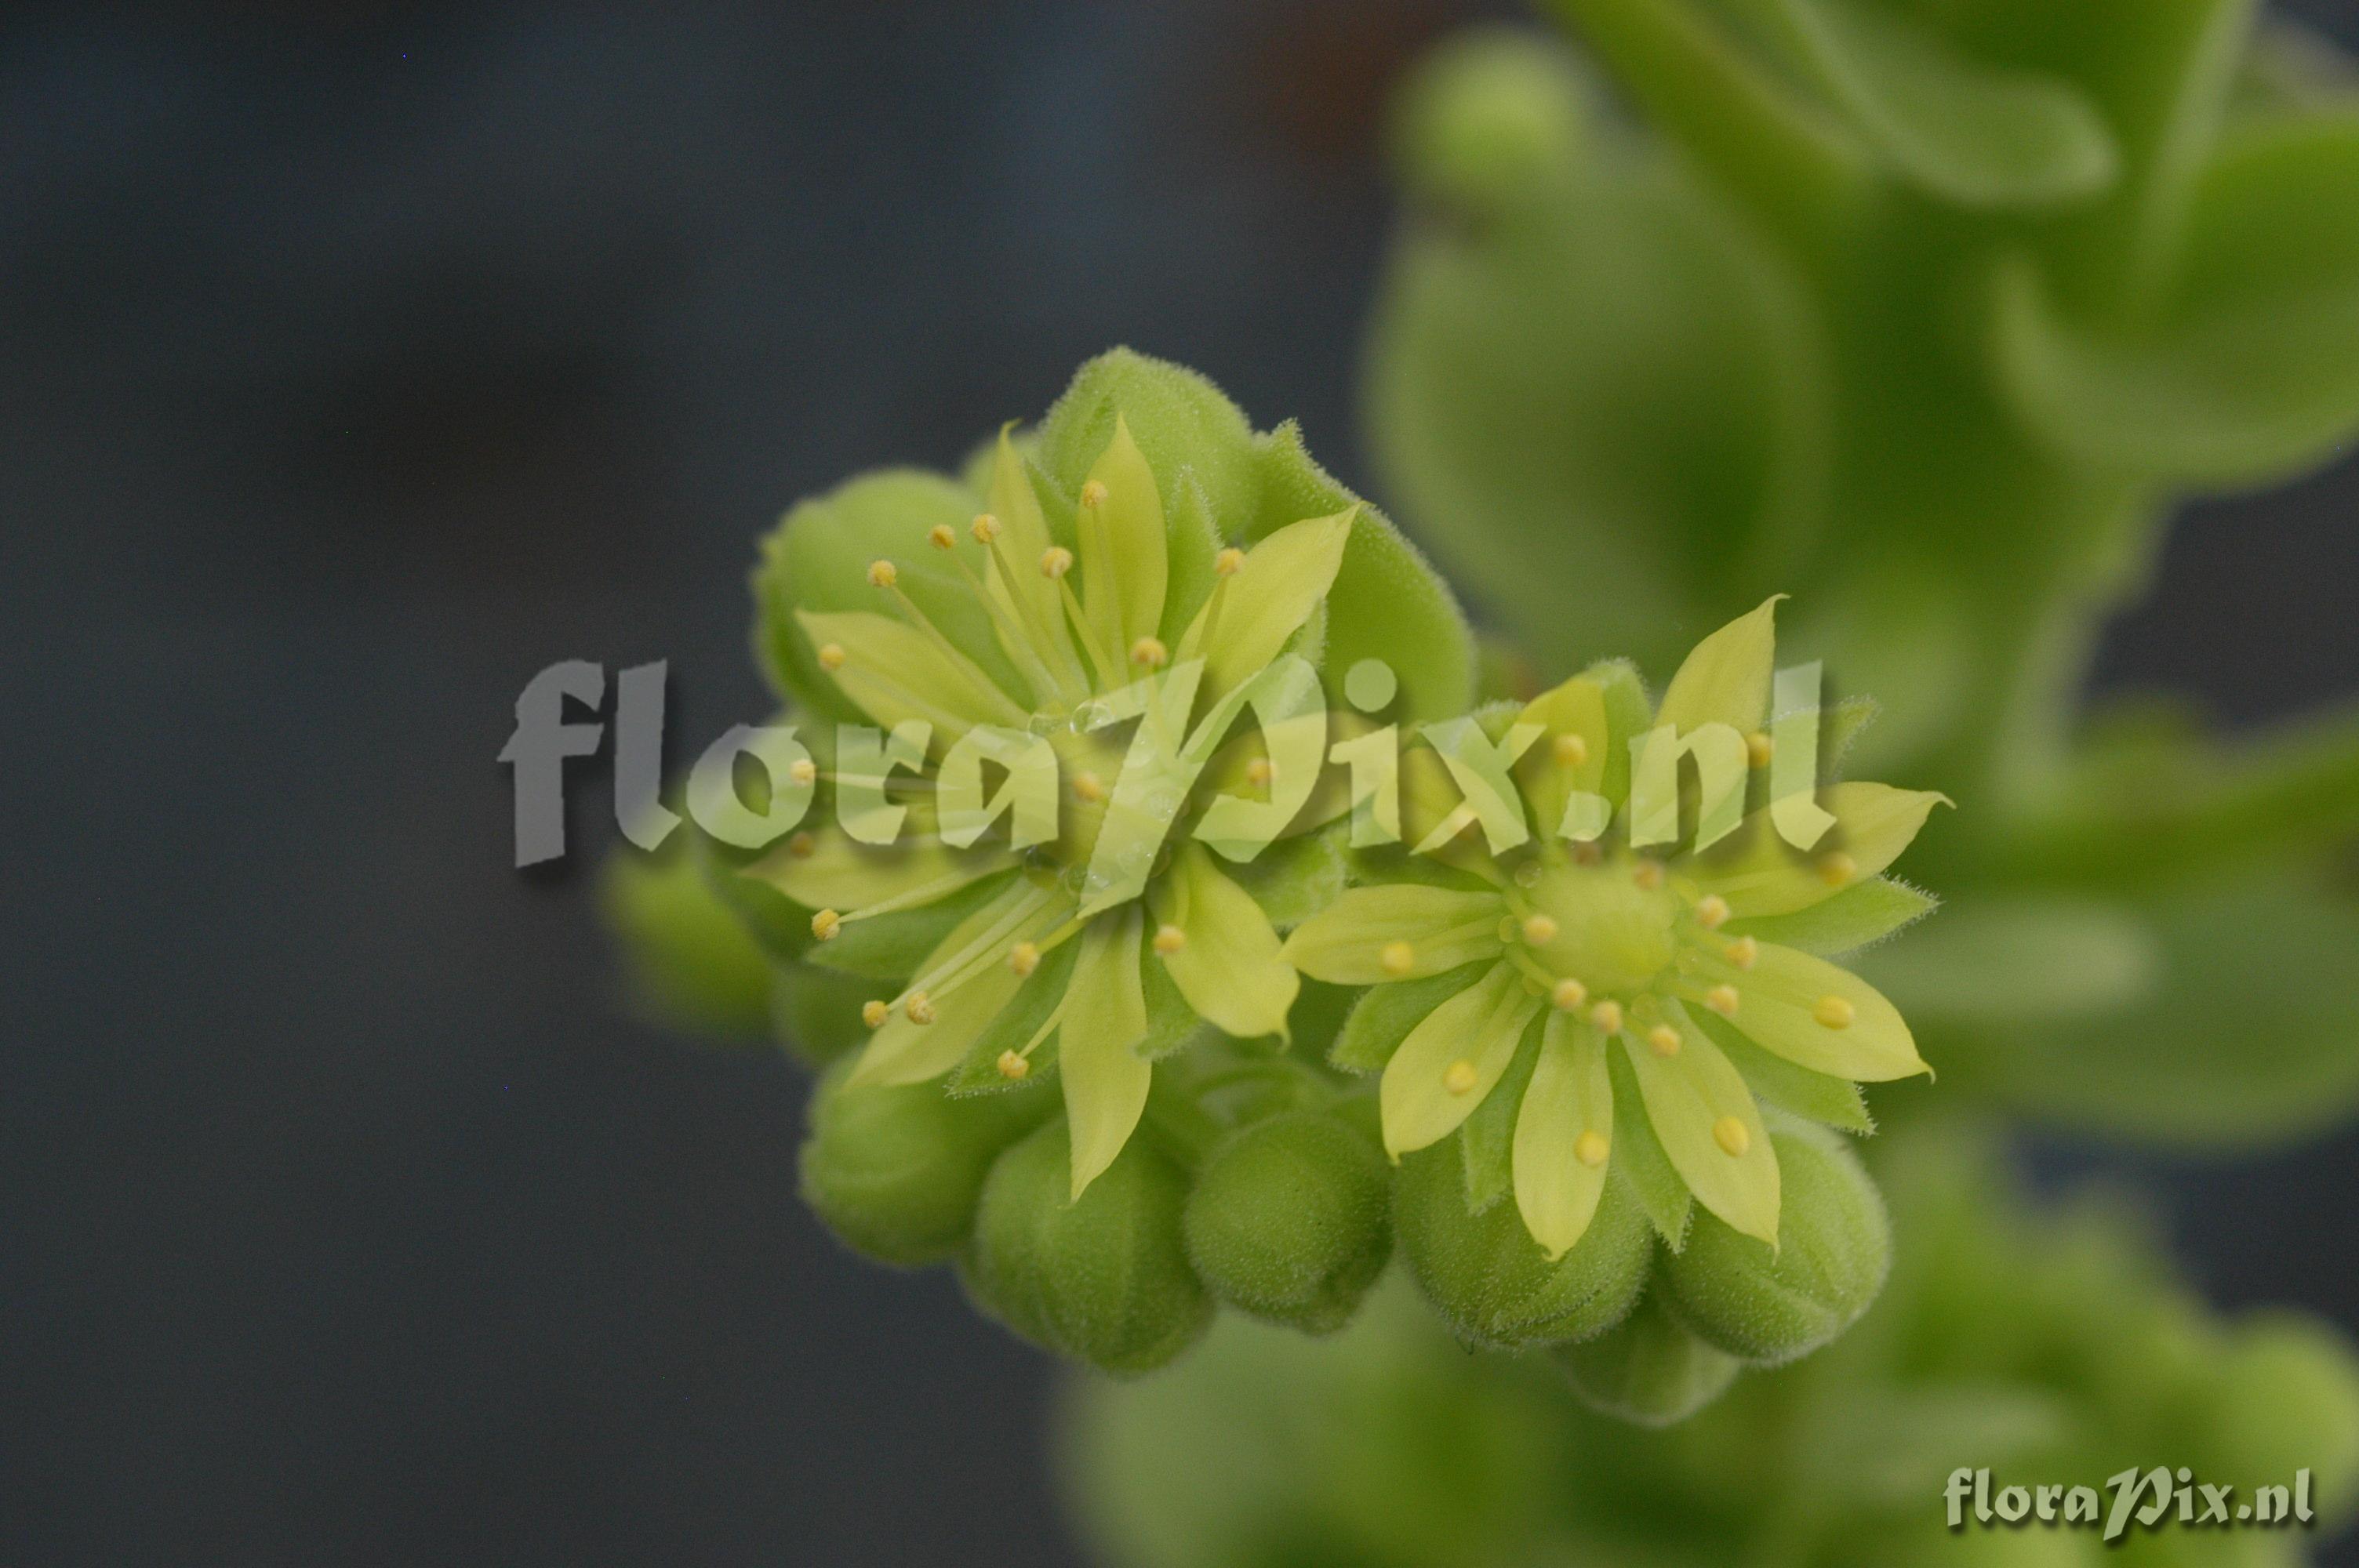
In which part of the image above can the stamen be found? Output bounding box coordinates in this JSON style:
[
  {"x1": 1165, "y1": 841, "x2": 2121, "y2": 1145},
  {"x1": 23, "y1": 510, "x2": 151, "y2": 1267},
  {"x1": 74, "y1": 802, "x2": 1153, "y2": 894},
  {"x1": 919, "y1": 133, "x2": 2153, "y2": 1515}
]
[
  {"x1": 1553, "y1": 732, "x2": 1588, "y2": 768},
  {"x1": 927, "y1": 524, "x2": 957, "y2": 550},
  {"x1": 1706, "y1": 985, "x2": 1741, "y2": 1017},
  {"x1": 1040, "y1": 546, "x2": 1074, "y2": 579},
  {"x1": 817, "y1": 643, "x2": 846, "y2": 671},
  {"x1": 789, "y1": 758, "x2": 818, "y2": 787},
  {"x1": 1575, "y1": 1131, "x2": 1610, "y2": 1167},
  {"x1": 812, "y1": 909, "x2": 842, "y2": 941},
  {"x1": 1152, "y1": 924, "x2": 1187, "y2": 956},
  {"x1": 1245, "y1": 757, "x2": 1274, "y2": 789},
  {"x1": 1747, "y1": 731, "x2": 1772, "y2": 769},
  {"x1": 1712, "y1": 1116, "x2": 1750, "y2": 1156},
  {"x1": 1214, "y1": 547, "x2": 1245, "y2": 576},
  {"x1": 1725, "y1": 936, "x2": 1759, "y2": 970},
  {"x1": 1073, "y1": 771, "x2": 1106, "y2": 803},
  {"x1": 1009, "y1": 941, "x2": 1041, "y2": 978},
  {"x1": 861, "y1": 1000, "x2": 889, "y2": 1029},
  {"x1": 1443, "y1": 1059, "x2": 1478, "y2": 1095},
  {"x1": 1379, "y1": 940, "x2": 1416, "y2": 977},
  {"x1": 867, "y1": 559, "x2": 898, "y2": 590},
  {"x1": 787, "y1": 832, "x2": 816, "y2": 859},
  {"x1": 1551, "y1": 978, "x2": 1588, "y2": 1011},
  {"x1": 1646, "y1": 1024, "x2": 1681, "y2": 1058},
  {"x1": 905, "y1": 992, "x2": 936, "y2": 1025},
  {"x1": 1078, "y1": 479, "x2": 1110, "y2": 509},
  {"x1": 1130, "y1": 636, "x2": 1168, "y2": 669},
  {"x1": 1521, "y1": 914, "x2": 1558, "y2": 946},
  {"x1": 1590, "y1": 1000, "x2": 1624, "y2": 1033},
  {"x1": 995, "y1": 1049, "x2": 1030, "y2": 1080},
  {"x1": 1819, "y1": 851, "x2": 1857, "y2": 888},
  {"x1": 1695, "y1": 895, "x2": 1731, "y2": 929},
  {"x1": 1813, "y1": 995, "x2": 1856, "y2": 1029},
  {"x1": 971, "y1": 513, "x2": 1002, "y2": 543},
  {"x1": 1633, "y1": 860, "x2": 1664, "y2": 891}
]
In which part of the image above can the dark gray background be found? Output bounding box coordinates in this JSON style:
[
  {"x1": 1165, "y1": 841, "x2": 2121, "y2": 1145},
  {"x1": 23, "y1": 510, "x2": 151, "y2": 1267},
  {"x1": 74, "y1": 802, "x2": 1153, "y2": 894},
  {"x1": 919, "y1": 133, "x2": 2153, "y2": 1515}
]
[{"x1": 5, "y1": 2, "x2": 2356, "y2": 1564}]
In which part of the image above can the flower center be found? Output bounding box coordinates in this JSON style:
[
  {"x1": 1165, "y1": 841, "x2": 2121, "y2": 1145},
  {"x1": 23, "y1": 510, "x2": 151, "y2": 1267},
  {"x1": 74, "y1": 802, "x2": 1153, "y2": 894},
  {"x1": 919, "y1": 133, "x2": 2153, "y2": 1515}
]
[{"x1": 1522, "y1": 858, "x2": 1679, "y2": 996}]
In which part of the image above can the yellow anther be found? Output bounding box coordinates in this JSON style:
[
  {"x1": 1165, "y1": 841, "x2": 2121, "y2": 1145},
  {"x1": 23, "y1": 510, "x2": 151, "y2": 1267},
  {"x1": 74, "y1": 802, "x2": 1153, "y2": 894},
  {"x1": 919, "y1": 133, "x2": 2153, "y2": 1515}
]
[
  {"x1": 1129, "y1": 636, "x2": 1168, "y2": 668},
  {"x1": 905, "y1": 992, "x2": 936, "y2": 1025},
  {"x1": 1575, "y1": 1130, "x2": 1610, "y2": 1167},
  {"x1": 811, "y1": 909, "x2": 841, "y2": 941},
  {"x1": 1747, "y1": 731, "x2": 1773, "y2": 769},
  {"x1": 861, "y1": 1000, "x2": 889, "y2": 1029},
  {"x1": 1819, "y1": 851, "x2": 1857, "y2": 888},
  {"x1": 1551, "y1": 978, "x2": 1589, "y2": 1011},
  {"x1": 1705, "y1": 985, "x2": 1741, "y2": 1018},
  {"x1": 1379, "y1": 940, "x2": 1416, "y2": 977},
  {"x1": 1214, "y1": 546, "x2": 1245, "y2": 577},
  {"x1": 787, "y1": 831, "x2": 816, "y2": 859},
  {"x1": 1073, "y1": 771, "x2": 1106, "y2": 803},
  {"x1": 1552, "y1": 732, "x2": 1589, "y2": 768},
  {"x1": 1245, "y1": 757, "x2": 1274, "y2": 788},
  {"x1": 1633, "y1": 860, "x2": 1664, "y2": 891},
  {"x1": 1590, "y1": 1000, "x2": 1625, "y2": 1034},
  {"x1": 1813, "y1": 994, "x2": 1856, "y2": 1029},
  {"x1": 996, "y1": 1049, "x2": 1030, "y2": 1080},
  {"x1": 788, "y1": 758, "x2": 817, "y2": 786},
  {"x1": 1646, "y1": 1023, "x2": 1682, "y2": 1058},
  {"x1": 817, "y1": 643, "x2": 846, "y2": 671},
  {"x1": 971, "y1": 513, "x2": 1002, "y2": 543},
  {"x1": 1078, "y1": 479, "x2": 1109, "y2": 509},
  {"x1": 1008, "y1": 941, "x2": 1041, "y2": 978},
  {"x1": 927, "y1": 523, "x2": 957, "y2": 550},
  {"x1": 1713, "y1": 1116, "x2": 1751, "y2": 1157},
  {"x1": 1040, "y1": 546, "x2": 1074, "y2": 579},
  {"x1": 1695, "y1": 894, "x2": 1731, "y2": 929},
  {"x1": 1152, "y1": 924, "x2": 1187, "y2": 956},
  {"x1": 1572, "y1": 840, "x2": 1603, "y2": 866},
  {"x1": 1725, "y1": 935, "x2": 1759, "y2": 971},
  {"x1": 1521, "y1": 914, "x2": 1559, "y2": 946},
  {"x1": 1443, "y1": 1059, "x2": 1479, "y2": 1095},
  {"x1": 867, "y1": 559, "x2": 898, "y2": 589}
]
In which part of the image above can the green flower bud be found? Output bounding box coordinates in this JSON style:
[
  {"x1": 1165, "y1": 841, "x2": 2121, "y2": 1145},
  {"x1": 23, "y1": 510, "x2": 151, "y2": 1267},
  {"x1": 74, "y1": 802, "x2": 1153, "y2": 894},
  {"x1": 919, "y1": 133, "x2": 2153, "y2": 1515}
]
[
  {"x1": 1392, "y1": 29, "x2": 1591, "y2": 216},
  {"x1": 797, "y1": 1058, "x2": 1048, "y2": 1267},
  {"x1": 1394, "y1": 1139, "x2": 1648, "y2": 1350},
  {"x1": 1553, "y1": 1288, "x2": 1739, "y2": 1427},
  {"x1": 771, "y1": 962, "x2": 879, "y2": 1067},
  {"x1": 2195, "y1": 1312, "x2": 2359, "y2": 1512},
  {"x1": 601, "y1": 832, "x2": 776, "y2": 1040},
  {"x1": 1660, "y1": 1125, "x2": 1888, "y2": 1366},
  {"x1": 962, "y1": 1118, "x2": 1211, "y2": 1375},
  {"x1": 1182, "y1": 1109, "x2": 1391, "y2": 1334}
]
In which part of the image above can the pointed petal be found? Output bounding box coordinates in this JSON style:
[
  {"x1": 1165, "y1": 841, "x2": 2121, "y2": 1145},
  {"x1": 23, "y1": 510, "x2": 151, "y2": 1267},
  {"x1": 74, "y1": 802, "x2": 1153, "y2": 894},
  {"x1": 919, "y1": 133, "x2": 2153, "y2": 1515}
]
[
  {"x1": 1180, "y1": 510, "x2": 1353, "y2": 702},
  {"x1": 1150, "y1": 846, "x2": 1299, "y2": 1041},
  {"x1": 1683, "y1": 782, "x2": 1947, "y2": 918},
  {"x1": 1514, "y1": 675, "x2": 1610, "y2": 845},
  {"x1": 984, "y1": 426, "x2": 1060, "y2": 636},
  {"x1": 1654, "y1": 597, "x2": 1782, "y2": 737},
  {"x1": 1623, "y1": 1004, "x2": 1780, "y2": 1247},
  {"x1": 843, "y1": 879, "x2": 1050, "y2": 1087},
  {"x1": 1514, "y1": 1012, "x2": 1616, "y2": 1260},
  {"x1": 1079, "y1": 416, "x2": 1169, "y2": 650},
  {"x1": 1061, "y1": 909, "x2": 1154, "y2": 1198},
  {"x1": 795, "y1": 608, "x2": 1022, "y2": 737},
  {"x1": 1713, "y1": 942, "x2": 1928, "y2": 1082},
  {"x1": 744, "y1": 824, "x2": 1012, "y2": 915},
  {"x1": 1281, "y1": 884, "x2": 1506, "y2": 983},
  {"x1": 1380, "y1": 962, "x2": 1543, "y2": 1158}
]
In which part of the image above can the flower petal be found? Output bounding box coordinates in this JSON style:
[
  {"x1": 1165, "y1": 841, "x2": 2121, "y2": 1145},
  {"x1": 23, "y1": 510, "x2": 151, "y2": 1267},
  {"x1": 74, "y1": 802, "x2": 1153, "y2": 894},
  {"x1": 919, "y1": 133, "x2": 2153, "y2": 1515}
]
[
  {"x1": 1150, "y1": 845, "x2": 1299, "y2": 1041},
  {"x1": 1711, "y1": 942, "x2": 1928, "y2": 1083},
  {"x1": 1180, "y1": 510, "x2": 1354, "y2": 703},
  {"x1": 1078, "y1": 416, "x2": 1169, "y2": 651},
  {"x1": 1514, "y1": 1012, "x2": 1616, "y2": 1260},
  {"x1": 1514, "y1": 675, "x2": 1610, "y2": 844},
  {"x1": 1281, "y1": 884, "x2": 1506, "y2": 983},
  {"x1": 1621, "y1": 1004, "x2": 1780, "y2": 1247},
  {"x1": 1681, "y1": 782, "x2": 1946, "y2": 918},
  {"x1": 744, "y1": 824, "x2": 1012, "y2": 916},
  {"x1": 796, "y1": 608, "x2": 1025, "y2": 737},
  {"x1": 1653, "y1": 596, "x2": 1781, "y2": 738},
  {"x1": 1380, "y1": 962, "x2": 1543, "y2": 1158},
  {"x1": 1061, "y1": 909, "x2": 1154, "y2": 1199}
]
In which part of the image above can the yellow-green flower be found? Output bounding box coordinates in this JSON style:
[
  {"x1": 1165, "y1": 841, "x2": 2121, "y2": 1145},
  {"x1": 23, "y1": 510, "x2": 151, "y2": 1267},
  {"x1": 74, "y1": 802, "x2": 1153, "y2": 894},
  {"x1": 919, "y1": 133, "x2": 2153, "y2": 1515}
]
[
  {"x1": 1287, "y1": 601, "x2": 1944, "y2": 1255},
  {"x1": 744, "y1": 354, "x2": 1474, "y2": 1199}
]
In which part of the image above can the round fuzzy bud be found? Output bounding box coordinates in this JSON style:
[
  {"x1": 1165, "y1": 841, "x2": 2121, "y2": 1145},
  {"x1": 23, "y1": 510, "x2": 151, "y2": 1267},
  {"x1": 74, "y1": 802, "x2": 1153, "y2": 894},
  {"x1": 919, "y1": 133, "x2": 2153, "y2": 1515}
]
[
  {"x1": 1394, "y1": 1140, "x2": 1649, "y2": 1350},
  {"x1": 962, "y1": 1120, "x2": 1211, "y2": 1376},
  {"x1": 796, "y1": 1060, "x2": 1046, "y2": 1267},
  {"x1": 2196, "y1": 1313, "x2": 2359, "y2": 1510},
  {"x1": 1660, "y1": 1125, "x2": 1888, "y2": 1366},
  {"x1": 1183, "y1": 1111, "x2": 1391, "y2": 1334},
  {"x1": 1553, "y1": 1289, "x2": 1739, "y2": 1428}
]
